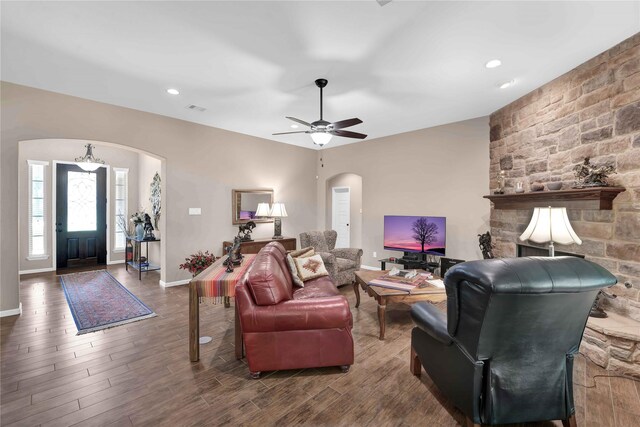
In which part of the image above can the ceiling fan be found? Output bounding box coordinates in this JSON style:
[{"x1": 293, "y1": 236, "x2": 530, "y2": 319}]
[{"x1": 273, "y1": 78, "x2": 367, "y2": 147}]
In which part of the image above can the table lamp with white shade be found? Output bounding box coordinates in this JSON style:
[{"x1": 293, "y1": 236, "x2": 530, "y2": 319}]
[
  {"x1": 269, "y1": 202, "x2": 288, "y2": 239},
  {"x1": 254, "y1": 202, "x2": 271, "y2": 218},
  {"x1": 519, "y1": 206, "x2": 582, "y2": 256}
]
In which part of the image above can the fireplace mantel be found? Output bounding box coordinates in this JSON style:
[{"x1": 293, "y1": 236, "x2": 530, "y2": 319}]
[{"x1": 484, "y1": 187, "x2": 625, "y2": 210}]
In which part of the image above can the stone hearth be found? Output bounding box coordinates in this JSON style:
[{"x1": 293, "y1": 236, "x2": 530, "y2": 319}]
[{"x1": 582, "y1": 313, "x2": 640, "y2": 378}]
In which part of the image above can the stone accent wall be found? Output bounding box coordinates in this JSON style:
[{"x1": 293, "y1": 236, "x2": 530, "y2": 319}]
[{"x1": 489, "y1": 33, "x2": 640, "y2": 321}]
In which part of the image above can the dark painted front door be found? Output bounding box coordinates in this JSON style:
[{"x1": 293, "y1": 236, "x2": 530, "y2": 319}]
[{"x1": 56, "y1": 164, "x2": 107, "y2": 269}]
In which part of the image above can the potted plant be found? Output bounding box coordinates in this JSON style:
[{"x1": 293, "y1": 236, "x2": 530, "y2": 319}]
[{"x1": 179, "y1": 251, "x2": 217, "y2": 277}]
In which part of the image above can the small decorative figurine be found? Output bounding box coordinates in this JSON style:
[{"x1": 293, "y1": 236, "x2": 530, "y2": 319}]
[
  {"x1": 238, "y1": 221, "x2": 256, "y2": 242},
  {"x1": 531, "y1": 182, "x2": 545, "y2": 192},
  {"x1": 223, "y1": 236, "x2": 243, "y2": 272},
  {"x1": 478, "y1": 231, "x2": 495, "y2": 259},
  {"x1": 573, "y1": 157, "x2": 615, "y2": 188},
  {"x1": 515, "y1": 181, "x2": 524, "y2": 193},
  {"x1": 493, "y1": 170, "x2": 506, "y2": 194},
  {"x1": 142, "y1": 213, "x2": 155, "y2": 240}
]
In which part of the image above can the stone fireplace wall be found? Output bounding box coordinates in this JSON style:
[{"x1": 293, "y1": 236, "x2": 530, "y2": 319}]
[{"x1": 488, "y1": 32, "x2": 640, "y2": 320}]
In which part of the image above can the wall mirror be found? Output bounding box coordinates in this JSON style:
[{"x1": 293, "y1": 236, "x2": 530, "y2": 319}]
[{"x1": 232, "y1": 189, "x2": 274, "y2": 225}]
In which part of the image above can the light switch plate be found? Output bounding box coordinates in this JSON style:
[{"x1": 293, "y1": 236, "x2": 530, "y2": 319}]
[{"x1": 189, "y1": 208, "x2": 201, "y2": 215}]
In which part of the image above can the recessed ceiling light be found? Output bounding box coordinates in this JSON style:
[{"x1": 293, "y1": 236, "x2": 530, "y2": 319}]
[
  {"x1": 485, "y1": 59, "x2": 502, "y2": 69},
  {"x1": 499, "y1": 80, "x2": 515, "y2": 89},
  {"x1": 167, "y1": 88, "x2": 180, "y2": 95},
  {"x1": 290, "y1": 124, "x2": 299, "y2": 129}
]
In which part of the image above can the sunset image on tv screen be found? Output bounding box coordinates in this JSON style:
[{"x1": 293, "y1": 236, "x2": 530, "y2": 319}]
[{"x1": 383, "y1": 216, "x2": 446, "y2": 255}]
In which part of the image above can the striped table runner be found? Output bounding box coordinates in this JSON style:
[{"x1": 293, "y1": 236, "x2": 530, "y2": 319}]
[{"x1": 191, "y1": 254, "x2": 256, "y2": 304}]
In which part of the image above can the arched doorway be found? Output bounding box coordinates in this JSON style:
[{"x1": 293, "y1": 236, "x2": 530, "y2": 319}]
[{"x1": 18, "y1": 139, "x2": 166, "y2": 277}]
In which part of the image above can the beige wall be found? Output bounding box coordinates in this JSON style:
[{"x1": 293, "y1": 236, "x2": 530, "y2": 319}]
[
  {"x1": 137, "y1": 153, "x2": 162, "y2": 266},
  {"x1": 18, "y1": 139, "x2": 140, "y2": 272},
  {"x1": 317, "y1": 117, "x2": 490, "y2": 268},
  {"x1": 326, "y1": 173, "x2": 363, "y2": 249},
  {"x1": 1, "y1": 82, "x2": 318, "y2": 311}
]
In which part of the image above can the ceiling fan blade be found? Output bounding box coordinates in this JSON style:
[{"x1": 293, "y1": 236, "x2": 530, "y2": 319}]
[
  {"x1": 272, "y1": 131, "x2": 309, "y2": 135},
  {"x1": 286, "y1": 116, "x2": 312, "y2": 127},
  {"x1": 330, "y1": 130, "x2": 367, "y2": 139},
  {"x1": 331, "y1": 118, "x2": 362, "y2": 130}
]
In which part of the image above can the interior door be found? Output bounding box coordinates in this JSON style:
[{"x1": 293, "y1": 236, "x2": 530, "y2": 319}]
[
  {"x1": 332, "y1": 187, "x2": 350, "y2": 248},
  {"x1": 56, "y1": 164, "x2": 107, "y2": 269}
]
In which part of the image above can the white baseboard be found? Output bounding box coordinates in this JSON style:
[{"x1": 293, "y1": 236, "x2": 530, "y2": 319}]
[
  {"x1": 360, "y1": 265, "x2": 381, "y2": 271},
  {"x1": 107, "y1": 259, "x2": 125, "y2": 265},
  {"x1": 19, "y1": 267, "x2": 56, "y2": 275},
  {"x1": 0, "y1": 303, "x2": 22, "y2": 317},
  {"x1": 159, "y1": 279, "x2": 190, "y2": 288}
]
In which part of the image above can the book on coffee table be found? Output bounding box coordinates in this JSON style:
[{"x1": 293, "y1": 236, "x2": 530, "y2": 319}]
[{"x1": 368, "y1": 273, "x2": 443, "y2": 294}]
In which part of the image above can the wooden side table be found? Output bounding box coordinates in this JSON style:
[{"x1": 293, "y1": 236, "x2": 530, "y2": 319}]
[{"x1": 222, "y1": 237, "x2": 296, "y2": 255}]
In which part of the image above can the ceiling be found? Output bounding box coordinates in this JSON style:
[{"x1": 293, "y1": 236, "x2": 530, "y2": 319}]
[{"x1": 2, "y1": 1, "x2": 639, "y2": 150}]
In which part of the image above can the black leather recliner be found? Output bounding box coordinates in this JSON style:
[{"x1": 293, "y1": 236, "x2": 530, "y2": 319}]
[{"x1": 410, "y1": 256, "x2": 617, "y2": 427}]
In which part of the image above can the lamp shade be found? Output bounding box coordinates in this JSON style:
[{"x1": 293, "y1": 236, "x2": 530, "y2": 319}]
[
  {"x1": 255, "y1": 202, "x2": 271, "y2": 217},
  {"x1": 310, "y1": 132, "x2": 332, "y2": 146},
  {"x1": 519, "y1": 207, "x2": 582, "y2": 245},
  {"x1": 269, "y1": 202, "x2": 288, "y2": 218}
]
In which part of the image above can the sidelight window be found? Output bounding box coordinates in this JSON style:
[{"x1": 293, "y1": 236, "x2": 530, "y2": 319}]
[
  {"x1": 28, "y1": 160, "x2": 49, "y2": 259},
  {"x1": 113, "y1": 168, "x2": 128, "y2": 251}
]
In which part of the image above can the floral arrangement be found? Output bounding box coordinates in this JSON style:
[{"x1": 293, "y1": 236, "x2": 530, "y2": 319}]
[
  {"x1": 179, "y1": 251, "x2": 217, "y2": 277},
  {"x1": 130, "y1": 209, "x2": 147, "y2": 224}
]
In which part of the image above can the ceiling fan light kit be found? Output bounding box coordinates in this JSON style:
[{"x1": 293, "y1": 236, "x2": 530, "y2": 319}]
[{"x1": 273, "y1": 78, "x2": 367, "y2": 148}]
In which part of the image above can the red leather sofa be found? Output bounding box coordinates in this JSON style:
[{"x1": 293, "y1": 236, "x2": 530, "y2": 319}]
[{"x1": 235, "y1": 242, "x2": 354, "y2": 378}]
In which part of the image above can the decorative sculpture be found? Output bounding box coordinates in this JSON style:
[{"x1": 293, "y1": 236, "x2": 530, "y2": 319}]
[
  {"x1": 223, "y1": 236, "x2": 243, "y2": 272},
  {"x1": 493, "y1": 170, "x2": 506, "y2": 194},
  {"x1": 142, "y1": 213, "x2": 155, "y2": 240},
  {"x1": 573, "y1": 157, "x2": 615, "y2": 188},
  {"x1": 478, "y1": 231, "x2": 495, "y2": 259},
  {"x1": 238, "y1": 221, "x2": 256, "y2": 242},
  {"x1": 590, "y1": 282, "x2": 632, "y2": 318}
]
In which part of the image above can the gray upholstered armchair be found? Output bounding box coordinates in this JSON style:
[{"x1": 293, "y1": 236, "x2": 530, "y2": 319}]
[{"x1": 299, "y1": 230, "x2": 363, "y2": 287}]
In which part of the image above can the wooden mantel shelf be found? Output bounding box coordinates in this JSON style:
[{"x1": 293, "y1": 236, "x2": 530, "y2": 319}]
[{"x1": 484, "y1": 187, "x2": 625, "y2": 210}]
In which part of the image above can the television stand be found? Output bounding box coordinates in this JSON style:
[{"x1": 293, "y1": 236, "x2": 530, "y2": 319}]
[{"x1": 378, "y1": 257, "x2": 439, "y2": 273}]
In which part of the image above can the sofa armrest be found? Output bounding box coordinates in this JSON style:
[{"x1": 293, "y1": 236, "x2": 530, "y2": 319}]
[
  {"x1": 239, "y1": 295, "x2": 352, "y2": 333},
  {"x1": 410, "y1": 302, "x2": 453, "y2": 345},
  {"x1": 331, "y1": 248, "x2": 363, "y2": 263}
]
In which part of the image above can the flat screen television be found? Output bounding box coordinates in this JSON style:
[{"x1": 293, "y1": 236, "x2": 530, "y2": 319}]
[{"x1": 383, "y1": 215, "x2": 446, "y2": 256}]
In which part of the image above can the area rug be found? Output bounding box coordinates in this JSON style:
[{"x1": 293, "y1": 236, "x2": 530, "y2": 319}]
[{"x1": 60, "y1": 270, "x2": 156, "y2": 335}]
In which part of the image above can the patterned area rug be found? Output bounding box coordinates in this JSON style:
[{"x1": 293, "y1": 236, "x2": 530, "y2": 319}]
[{"x1": 60, "y1": 270, "x2": 156, "y2": 335}]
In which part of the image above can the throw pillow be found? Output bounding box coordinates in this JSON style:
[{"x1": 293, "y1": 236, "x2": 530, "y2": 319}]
[
  {"x1": 293, "y1": 254, "x2": 329, "y2": 282},
  {"x1": 289, "y1": 246, "x2": 315, "y2": 258},
  {"x1": 286, "y1": 254, "x2": 305, "y2": 288},
  {"x1": 286, "y1": 247, "x2": 315, "y2": 288}
]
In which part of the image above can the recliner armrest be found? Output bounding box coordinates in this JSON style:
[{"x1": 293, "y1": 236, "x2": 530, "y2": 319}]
[{"x1": 410, "y1": 302, "x2": 453, "y2": 345}]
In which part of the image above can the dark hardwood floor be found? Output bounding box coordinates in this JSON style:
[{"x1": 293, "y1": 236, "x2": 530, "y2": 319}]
[{"x1": 1, "y1": 265, "x2": 639, "y2": 426}]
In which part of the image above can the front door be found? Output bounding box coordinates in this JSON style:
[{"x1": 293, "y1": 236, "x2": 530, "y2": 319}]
[
  {"x1": 56, "y1": 164, "x2": 107, "y2": 269},
  {"x1": 332, "y1": 187, "x2": 350, "y2": 248}
]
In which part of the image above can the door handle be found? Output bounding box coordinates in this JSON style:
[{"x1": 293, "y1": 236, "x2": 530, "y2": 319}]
[{"x1": 56, "y1": 222, "x2": 63, "y2": 232}]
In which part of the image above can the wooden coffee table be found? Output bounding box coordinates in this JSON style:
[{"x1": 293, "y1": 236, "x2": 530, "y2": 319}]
[{"x1": 354, "y1": 270, "x2": 447, "y2": 340}]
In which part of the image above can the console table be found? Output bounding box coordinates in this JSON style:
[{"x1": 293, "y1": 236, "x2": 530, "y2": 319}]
[
  {"x1": 125, "y1": 236, "x2": 161, "y2": 280},
  {"x1": 189, "y1": 254, "x2": 256, "y2": 362},
  {"x1": 222, "y1": 237, "x2": 296, "y2": 255}
]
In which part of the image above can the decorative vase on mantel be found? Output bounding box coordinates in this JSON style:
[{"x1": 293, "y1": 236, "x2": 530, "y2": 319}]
[{"x1": 135, "y1": 222, "x2": 144, "y2": 240}]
